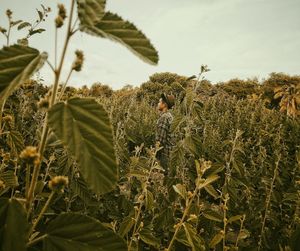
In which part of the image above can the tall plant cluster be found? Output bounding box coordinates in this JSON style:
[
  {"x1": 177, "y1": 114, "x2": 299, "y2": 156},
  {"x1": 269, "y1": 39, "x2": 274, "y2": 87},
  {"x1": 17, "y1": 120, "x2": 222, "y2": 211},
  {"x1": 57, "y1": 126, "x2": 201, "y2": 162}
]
[
  {"x1": 0, "y1": 1, "x2": 300, "y2": 251},
  {"x1": 0, "y1": 0, "x2": 158, "y2": 250}
]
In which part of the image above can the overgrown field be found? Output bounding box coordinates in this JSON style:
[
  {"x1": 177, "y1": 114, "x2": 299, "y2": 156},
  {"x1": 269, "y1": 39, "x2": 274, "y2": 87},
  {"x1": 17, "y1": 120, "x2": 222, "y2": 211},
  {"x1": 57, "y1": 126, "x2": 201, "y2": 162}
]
[
  {"x1": 1, "y1": 72, "x2": 300, "y2": 250},
  {"x1": 0, "y1": 1, "x2": 299, "y2": 250}
]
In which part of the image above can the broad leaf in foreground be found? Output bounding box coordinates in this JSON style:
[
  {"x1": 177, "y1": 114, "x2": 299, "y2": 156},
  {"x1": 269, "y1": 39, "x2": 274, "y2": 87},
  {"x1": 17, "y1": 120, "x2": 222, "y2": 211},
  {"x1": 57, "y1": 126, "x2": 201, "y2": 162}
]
[
  {"x1": 48, "y1": 97, "x2": 117, "y2": 195},
  {"x1": 0, "y1": 198, "x2": 29, "y2": 251},
  {"x1": 77, "y1": 0, "x2": 106, "y2": 27},
  {"x1": 82, "y1": 12, "x2": 159, "y2": 65},
  {"x1": 44, "y1": 213, "x2": 126, "y2": 251},
  {"x1": 0, "y1": 45, "x2": 47, "y2": 109}
]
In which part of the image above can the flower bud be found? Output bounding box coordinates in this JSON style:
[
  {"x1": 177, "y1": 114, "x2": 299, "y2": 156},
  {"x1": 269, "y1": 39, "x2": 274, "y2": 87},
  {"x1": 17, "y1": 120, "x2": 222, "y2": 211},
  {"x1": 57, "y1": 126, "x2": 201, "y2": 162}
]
[
  {"x1": 6, "y1": 9, "x2": 12, "y2": 19},
  {"x1": 55, "y1": 15, "x2": 64, "y2": 28},
  {"x1": 20, "y1": 146, "x2": 40, "y2": 164},
  {"x1": 38, "y1": 97, "x2": 49, "y2": 110},
  {"x1": 2, "y1": 115, "x2": 13, "y2": 123},
  {"x1": 48, "y1": 176, "x2": 69, "y2": 193},
  {"x1": 0, "y1": 180, "x2": 5, "y2": 189},
  {"x1": 0, "y1": 26, "x2": 7, "y2": 34},
  {"x1": 58, "y1": 4, "x2": 67, "y2": 19},
  {"x1": 72, "y1": 50, "x2": 84, "y2": 72}
]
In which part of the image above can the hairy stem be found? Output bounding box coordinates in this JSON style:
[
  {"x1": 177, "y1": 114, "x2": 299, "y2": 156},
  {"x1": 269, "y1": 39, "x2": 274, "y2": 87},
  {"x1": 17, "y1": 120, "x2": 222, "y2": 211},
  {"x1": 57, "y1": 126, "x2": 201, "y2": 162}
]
[
  {"x1": 25, "y1": 163, "x2": 31, "y2": 198},
  {"x1": 27, "y1": 234, "x2": 47, "y2": 247},
  {"x1": 222, "y1": 195, "x2": 229, "y2": 250},
  {"x1": 166, "y1": 186, "x2": 198, "y2": 251},
  {"x1": 29, "y1": 191, "x2": 55, "y2": 236},
  {"x1": 58, "y1": 68, "x2": 73, "y2": 101},
  {"x1": 26, "y1": 0, "x2": 76, "y2": 217},
  {"x1": 235, "y1": 214, "x2": 246, "y2": 247},
  {"x1": 50, "y1": 0, "x2": 75, "y2": 106},
  {"x1": 128, "y1": 150, "x2": 157, "y2": 250},
  {"x1": 258, "y1": 155, "x2": 281, "y2": 251}
]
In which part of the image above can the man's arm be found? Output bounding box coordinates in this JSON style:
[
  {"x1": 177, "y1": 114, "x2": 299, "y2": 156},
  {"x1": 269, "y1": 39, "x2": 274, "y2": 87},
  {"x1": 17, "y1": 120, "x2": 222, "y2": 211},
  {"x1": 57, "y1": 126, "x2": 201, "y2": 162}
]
[{"x1": 156, "y1": 116, "x2": 168, "y2": 145}]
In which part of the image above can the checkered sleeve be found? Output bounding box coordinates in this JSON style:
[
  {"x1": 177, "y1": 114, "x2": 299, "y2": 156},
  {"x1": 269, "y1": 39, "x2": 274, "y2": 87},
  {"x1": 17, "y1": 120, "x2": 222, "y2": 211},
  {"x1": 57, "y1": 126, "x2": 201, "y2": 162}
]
[{"x1": 156, "y1": 115, "x2": 169, "y2": 145}]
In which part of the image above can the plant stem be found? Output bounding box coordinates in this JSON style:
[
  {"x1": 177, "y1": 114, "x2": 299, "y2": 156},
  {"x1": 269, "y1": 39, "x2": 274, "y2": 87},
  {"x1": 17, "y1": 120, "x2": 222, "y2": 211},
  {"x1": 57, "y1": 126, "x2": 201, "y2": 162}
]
[
  {"x1": 235, "y1": 214, "x2": 246, "y2": 247},
  {"x1": 26, "y1": 0, "x2": 76, "y2": 217},
  {"x1": 46, "y1": 60, "x2": 55, "y2": 73},
  {"x1": 128, "y1": 150, "x2": 158, "y2": 250},
  {"x1": 222, "y1": 195, "x2": 229, "y2": 250},
  {"x1": 29, "y1": 191, "x2": 55, "y2": 236},
  {"x1": 6, "y1": 23, "x2": 11, "y2": 46},
  {"x1": 0, "y1": 102, "x2": 5, "y2": 131},
  {"x1": 25, "y1": 163, "x2": 31, "y2": 198},
  {"x1": 258, "y1": 155, "x2": 280, "y2": 251},
  {"x1": 27, "y1": 234, "x2": 47, "y2": 247},
  {"x1": 55, "y1": 27, "x2": 57, "y2": 69},
  {"x1": 50, "y1": 0, "x2": 75, "y2": 106},
  {"x1": 166, "y1": 186, "x2": 198, "y2": 251},
  {"x1": 57, "y1": 68, "x2": 73, "y2": 101}
]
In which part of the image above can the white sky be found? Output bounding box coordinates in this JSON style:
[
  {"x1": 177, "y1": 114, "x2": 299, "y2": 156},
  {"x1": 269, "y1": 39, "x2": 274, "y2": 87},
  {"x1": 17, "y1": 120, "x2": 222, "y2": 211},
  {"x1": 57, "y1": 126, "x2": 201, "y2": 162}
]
[{"x1": 0, "y1": 0, "x2": 299, "y2": 89}]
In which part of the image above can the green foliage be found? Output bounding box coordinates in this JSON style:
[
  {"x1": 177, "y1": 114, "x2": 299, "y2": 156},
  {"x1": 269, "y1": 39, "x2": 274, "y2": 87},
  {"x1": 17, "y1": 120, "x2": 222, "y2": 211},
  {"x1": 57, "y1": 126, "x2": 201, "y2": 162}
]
[
  {"x1": 0, "y1": 1, "x2": 299, "y2": 251},
  {"x1": 43, "y1": 213, "x2": 126, "y2": 251},
  {"x1": 48, "y1": 97, "x2": 117, "y2": 195},
  {"x1": 0, "y1": 198, "x2": 29, "y2": 251},
  {"x1": 0, "y1": 45, "x2": 47, "y2": 112},
  {"x1": 0, "y1": 1, "x2": 159, "y2": 250},
  {"x1": 81, "y1": 11, "x2": 159, "y2": 65},
  {"x1": 77, "y1": 0, "x2": 106, "y2": 27},
  {"x1": 216, "y1": 77, "x2": 259, "y2": 99}
]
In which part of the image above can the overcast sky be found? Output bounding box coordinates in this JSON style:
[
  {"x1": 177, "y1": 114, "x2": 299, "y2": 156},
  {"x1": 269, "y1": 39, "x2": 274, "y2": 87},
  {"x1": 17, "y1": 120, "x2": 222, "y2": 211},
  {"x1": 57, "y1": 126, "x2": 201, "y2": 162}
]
[{"x1": 1, "y1": 0, "x2": 299, "y2": 89}]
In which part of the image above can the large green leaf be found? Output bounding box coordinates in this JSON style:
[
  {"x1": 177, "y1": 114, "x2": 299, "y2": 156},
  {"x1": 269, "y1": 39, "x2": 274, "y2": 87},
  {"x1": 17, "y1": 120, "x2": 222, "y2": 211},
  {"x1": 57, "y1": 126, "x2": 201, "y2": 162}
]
[
  {"x1": 0, "y1": 45, "x2": 47, "y2": 109},
  {"x1": 0, "y1": 170, "x2": 19, "y2": 188},
  {"x1": 0, "y1": 198, "x2": 29, "y2": 251},
  {"x1": 139, "y1": 228, "x2": 160, "y2": 249},
  {"x1": 44, "y1": 213, "x2": 126, "y2": 251},
  {"x1": 48, "y1": 97, "x2": 118, "y2": 195},
  {"x1": 82, "y1": 12, "x2": 158, "y2": 65},
  {"x1": 183, "y1": 223, "x2": 205, "y2": 251},
  {"x1": 77, "y1": 0, "x2": 106, "y2": 27}
]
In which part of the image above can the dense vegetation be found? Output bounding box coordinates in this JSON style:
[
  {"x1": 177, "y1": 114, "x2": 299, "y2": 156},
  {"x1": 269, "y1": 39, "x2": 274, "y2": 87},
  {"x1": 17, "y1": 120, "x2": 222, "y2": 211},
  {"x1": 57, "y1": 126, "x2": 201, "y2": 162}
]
[{"x1": 0, "y1": 1, "x2": 299, "y2": 251}]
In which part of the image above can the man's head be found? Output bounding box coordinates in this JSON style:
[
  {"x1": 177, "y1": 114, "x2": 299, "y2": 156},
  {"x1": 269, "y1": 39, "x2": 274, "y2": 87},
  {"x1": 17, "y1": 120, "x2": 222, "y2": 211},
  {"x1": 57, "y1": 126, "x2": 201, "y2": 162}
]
[{"x1": 158, "y1": 93, "x2": 175, "y2": 111}]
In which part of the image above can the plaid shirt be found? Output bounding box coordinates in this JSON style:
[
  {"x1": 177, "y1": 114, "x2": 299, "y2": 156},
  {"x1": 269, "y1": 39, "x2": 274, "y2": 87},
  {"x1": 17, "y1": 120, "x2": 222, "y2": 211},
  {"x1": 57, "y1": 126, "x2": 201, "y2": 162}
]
[{"x1": 156, "y1": 111, "x2": 174, "y2": 155}]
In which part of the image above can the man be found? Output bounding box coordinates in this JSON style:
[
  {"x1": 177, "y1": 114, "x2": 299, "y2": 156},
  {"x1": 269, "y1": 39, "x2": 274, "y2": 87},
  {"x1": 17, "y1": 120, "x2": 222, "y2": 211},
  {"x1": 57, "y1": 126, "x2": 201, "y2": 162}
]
[{"x1": 156, "y1": 93, "x2": 175, "y2": 172}]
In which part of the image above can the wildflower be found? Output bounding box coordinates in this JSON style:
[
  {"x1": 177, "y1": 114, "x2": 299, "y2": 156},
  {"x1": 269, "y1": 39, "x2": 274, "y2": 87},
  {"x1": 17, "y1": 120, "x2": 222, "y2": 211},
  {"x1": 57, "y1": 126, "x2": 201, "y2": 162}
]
[
  {"x1": 48, "y1": 176, "x2": 69, "y2": 193},
  {"x1": 20, "y1": 146, "x2": 40, "y2": 165},
  {"x1": 72, "y1": 50, "x2": 84, "y2": 72}
]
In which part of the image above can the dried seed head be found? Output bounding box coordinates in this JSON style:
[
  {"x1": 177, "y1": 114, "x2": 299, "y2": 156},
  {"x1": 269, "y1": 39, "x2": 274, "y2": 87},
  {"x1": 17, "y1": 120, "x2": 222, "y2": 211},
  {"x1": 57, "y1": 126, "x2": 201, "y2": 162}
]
[
  {"x1": 0, "y1": 180, "x2": 5, "y2": 189},
  {"x1": 2, "y1": 115, "x2": 13, "y2": 123},
  {"x1": 0, "y1": 26, "x2": 7, "y2": 34},
  {"x1": 55, "y1": 15, "x2": 64, "y2": 28},
  {"x1": 6, "y1": 9, "x2": 12, "y2": 18},
  {"x1": 38, "y1": 97, "x2": 49, "y2": 110},
  {"x1": 48, "y1": 176, "x2": 69, "y2": 193},
  {"x1": 58, "y1": 4, "x2": 67, "y2": 19},
  {"x1": 19, "y1": 146, "x2": 40, "y2": 164},
  {"x1": 72, "y1": 50, "x2": 84, "y2": 72},
  {"x1": 3, "y1": 153, "x2": 10, "y2": 161}
]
